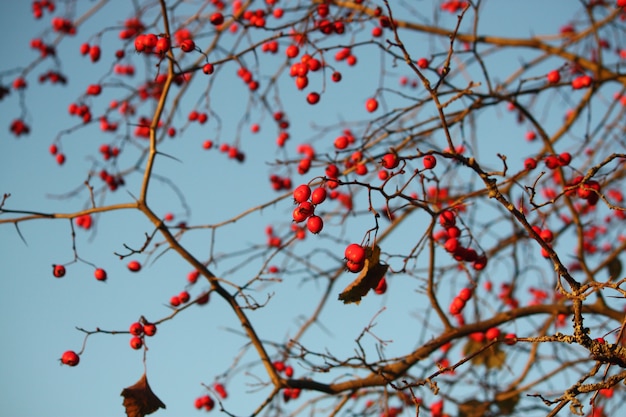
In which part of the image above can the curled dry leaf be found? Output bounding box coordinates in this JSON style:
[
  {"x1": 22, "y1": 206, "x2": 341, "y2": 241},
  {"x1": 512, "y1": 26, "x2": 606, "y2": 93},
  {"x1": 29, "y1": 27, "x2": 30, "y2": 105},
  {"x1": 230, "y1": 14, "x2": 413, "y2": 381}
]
[
  {"x1": 339, "y1": 245, "x2": 388, "y2": 304},
  {"x1": 121, "y1": 373, "x2": 166, "y2": 417}
]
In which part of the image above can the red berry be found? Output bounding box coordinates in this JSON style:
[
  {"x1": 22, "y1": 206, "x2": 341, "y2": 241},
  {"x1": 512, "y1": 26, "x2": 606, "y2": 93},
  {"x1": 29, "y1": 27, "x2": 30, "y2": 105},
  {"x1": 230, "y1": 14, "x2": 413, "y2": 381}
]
[
  {"x1": 155, "y1": 37, "x2": 171, "y2": 54},
  {"x1": 89, "y1": 45, "x2": 101, "y2": 62},
  {"x1": 286, "y1": 44, "x2": 299, "y2": 58},
  {"x1": 544, "y1": 155, "x2": 560, "y2": 170},
  {"x1": 53, "y1": 264, "x2": 66, "y2": 278},
  {"x1": 180, "y1": 39, "x2": 195, "y2": 52},
  {"x1": 310, "y1": 187, "x2": 327, "y2": 205},
  {"x1": 94, "y1": 268, "x2": 107, "y2": 281},
  {"x1": 546, "y1": 70, "x2": 560, "y2": 84},
  {"x1": 130, "y1": 336, "x2": 143, "y2": 350},
  {"x1": 55, "y1": 153, "x2": 66, "y2": 165},
  {"x1": 423, "y1": 155, "x2": 437, "y2": 169},
  {"x1": 293, "y1": 184, "x2": 312, "y2": 203},
  {"x1": 381, "y1": 153, "x2": 399, "y2": 169},
  {"x1": 129, "y1": 322, "x2": 144, "y2": 336},
  {"x1": 203, "y1": 63, "x2": 214, "y2": 74},
  {"x1": 214, "y1": 383, "x2": 228, "y2": 399},
  {"x1": 306, "y1": 92, "x2": 320, "y2": 104},
  {"x1": 374, "y1": 277, "x2": 387, "y2": 294},
  {"x1": 485, "y1": 327, "x2": 501, "y2": 340},
  {"x1": 439, "y1": 210, "x2": 456, "y2": 228},
  {"x1": 143, "y1": 323, "x2": 157, "y2": 336},
  {"x1": 306, "y1": 215, "x2": 324, "y2": 234},
  {"x1": 524, "y1": 158, "x2": 537, "y2": 170},
  {"x1": 127, "y1": 260, "x2": 141, "y2": 272},
  {"x1": 170, "y1": 295, "x2": 181, "y2": 306},
  {"x1": 61, "y1": 350, "x2": 80, "y2": 366},
  {"x1": 458, "y1": 287, "x2": 473, "y2": 301},
  {"x1": 504, "y1": 333, "x2": 517, "y2": 345},
  {"x1": 365, "y1": 98, "x2": 378, "y2": 112},
  {"x1": 331, "y1": 71, "x2": 342, "y2": 82},
  {"x1": 179, "y1": 290, "x2": 190, "y2": 304},
  {"x1": 344, "y1": 243, "x2": 366, "y2": 264},
  {"x1": 210, "y1": 12, "x2": 224, "y2": 25},
  {"x1": 417, "y1": 57, "x2": 429, "y2": 68}
]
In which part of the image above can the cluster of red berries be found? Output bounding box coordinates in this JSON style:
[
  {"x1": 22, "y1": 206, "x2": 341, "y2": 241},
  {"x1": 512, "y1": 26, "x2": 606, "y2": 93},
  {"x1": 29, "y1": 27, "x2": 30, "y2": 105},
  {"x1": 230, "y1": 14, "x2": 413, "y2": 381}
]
[
  {"x1": 571, "y1": 74, "x2": 592, "y2": 89},
  {"x1": 440, "y1": 1, "x2": 468, "y2": 13},
  {"x1": 10, "y1": 119, "x2": 30, "y2": 137},
  {"x1": 128, "y1": 320, "x2": 157, "y2": 350},
  {"x1": 75, "y1": 214, "x2": 93, "y2": 230},
  {"x1": 543, "y1": 152, "x2": 572, "y2": 170},
  {"x1": 79, "y1": 43, "x2": 101, "y2": 62},
  {"x1": 195, "y1": 381, "x2": 227, "y2": 410},
  {"x1": 265, "y1": 225, "x2": 282, "y2": 247},
  {"x1": 434, "y1": 210, "x2": 487, "y2": 270},
  {"x1": 30, "y1": 38, "x2": 55, "y2": 58},
  {"x1": 118, "y1": 18, "x2": 145, "y2": 39},
  {"x1": 38, "y1": 70, "x2": 67, "y2": 84},
  {"x1": 134, "y1": 33, "x2": 171, "y2": 54},
  {"x1": 269, "y1": 175, "x2": 292, "y2": 191},
  {"x1": 344, "y1": 243, "x2": 366, "y2": 273},
  {"x1": 51, "y1": 16, "x2": 75, "y2": 34},
  {"x1": 236, "y1": 67, "x2": 259, "y2": 91},
  {"x1": 292, "y1": 184, "x2": 327, "y2": 234},
  {"x1": 568, "y1": 175, "x2": 602, "y2": 206},
  {"x1": 449, "y1": 287, "x2": 473, "y2": 315},
  {"x1": 99, "y1": 169, "x2": 125, "y2": 191},
  {"x1": 68, "y1": 102, "x2": 92, "y2": 123}
]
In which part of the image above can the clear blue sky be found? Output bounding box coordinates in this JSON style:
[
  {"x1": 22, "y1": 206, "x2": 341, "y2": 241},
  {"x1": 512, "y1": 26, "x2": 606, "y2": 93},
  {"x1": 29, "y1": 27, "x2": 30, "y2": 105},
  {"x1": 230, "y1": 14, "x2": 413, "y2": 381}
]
[{"x1": 1, "y1": 1, "x2": 624, "y2": 416}]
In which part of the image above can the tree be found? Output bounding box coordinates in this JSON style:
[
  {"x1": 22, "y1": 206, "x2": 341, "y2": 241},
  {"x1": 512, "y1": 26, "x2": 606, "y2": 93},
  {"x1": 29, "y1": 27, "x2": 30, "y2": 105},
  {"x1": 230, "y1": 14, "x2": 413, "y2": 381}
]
[{"x1": 1, "y1": 1, "x2": 625, "y2": 416}]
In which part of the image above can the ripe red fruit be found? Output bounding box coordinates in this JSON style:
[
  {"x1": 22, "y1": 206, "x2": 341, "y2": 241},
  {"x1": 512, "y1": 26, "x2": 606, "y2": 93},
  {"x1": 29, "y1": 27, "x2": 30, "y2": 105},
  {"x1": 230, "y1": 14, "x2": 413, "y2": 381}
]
[
  {"x1": 544, "y1": 155, "x2": 560, "y2": 170},
  {"x1": 179, "y1": 290, "x2": 190, "y2": 304},
  {"x1": 155, "y1": 37, "x2": 171, "y2": 54},
  {"x1": 129, "y1": 322, "x2": 144, "y2": 336},
  {"x1": 331, "y1": 71, "x2": 342, "y2": 82},
  {"x1": 53, "y1": 264, "x2": 66, "y2": 278},
  {"x1": 485, "y1": 327, "x2": 501, "y2": 340},
  {"x1": 417, "y1": 57, "x2": 429, "y2": 68},
  {"x1": 293, "y1": 184, "x2": 312, "y2": 203},
  {"x1": 130, "y1": 336, "x2": 143, "y2": 350},
  {"x1": 439, "y1": 210, "x2": 456, "y2": 228},
  {"x1": 504, "y1": 333, "x2": 517, "y2": 345},
  {"x1": 381, "y1": 153, "x2": 399, "y2": 169},
  {"x1": 94, "y1": 268, "x2": 107, "y2": 281},
  {"x1": 546, "y1": 70, "x2": 560, "y2": 84},
  {"x1": 210, "y1": 12, "x2": 224, "y2": 25},
  {"x1": 334, "y1": 135, "x2": 349, "y2": 149},
  {"x1": 55, "y1": 153, "x2": 66, "y2": 165},
  {"x1": 127, "y1": 260, "x2": 141, "y2": 272},
  {"x1": 458, "y1": 287, "x2": 473, "y2": 301},
  {"x1": 524, "y1": 158, "x2": 537, "y2": 170},
  {"x1": 61, "y1": 350, "x2": 80, "y2": 366},
  {"x1": 306, "y1": 215, "x2": 324, "y2": 234},
  {"x1": 86, "y1": 84, "x2": 102, "y2": 95},
  {"x1": 79, "y1": 43, "x2": 90, "y2": 55},
  {"x1": 143, "y1": 323, "x2": 157, "y2": 336},
  {"x1": 89, "y1": 45, "x2": 101, "y2": 62},
  {"x1": 558, "y1": 152, "x2": 571, "y2": 166},
  {"x1": 170, "y1": 295, "x2": 181, "y2": 306},
  {"x1": 286, "y1": 44, "x2": 299, "y2": 58},
  {"x1": 423, "y1": 155, "x2": 437, "y2": 169},
  {"x1": 214, "y1": 383, "x2": 228, "y2": 399},
  {"x1": 345, "y1": 243, "x2": 366, "y2": 264},
  {"x1": 449, "y1": 296, "x2": 465, "y2": 315},
  {"x1": 180, "y1": 39, "x2": 195, "y2": 52},
  {"x1": 374, "y1": 277, "x2": 387, "y2": 294},
  {"x1": 310, "y1": 187, "x2": 327, "y2": 205},
  {"x1": 306, "y1": 92, "x2": 320, "y2": 104},
  {"x1": 365, "y1": 98, "x2": 378, "y2": 112},
  {"x1": 203, "y1": 63, "x2": 214, "y2": 74}
]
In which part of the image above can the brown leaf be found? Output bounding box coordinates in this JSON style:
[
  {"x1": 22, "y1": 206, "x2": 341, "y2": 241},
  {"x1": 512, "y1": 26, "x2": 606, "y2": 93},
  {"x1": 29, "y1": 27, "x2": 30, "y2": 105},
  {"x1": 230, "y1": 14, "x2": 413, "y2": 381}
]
[
  {"x1": 339, "y1": 245, "x2": 388, "y2": 304},
  {"x1": 121, "y1": 373, "x2": 166, "y2": 417}
]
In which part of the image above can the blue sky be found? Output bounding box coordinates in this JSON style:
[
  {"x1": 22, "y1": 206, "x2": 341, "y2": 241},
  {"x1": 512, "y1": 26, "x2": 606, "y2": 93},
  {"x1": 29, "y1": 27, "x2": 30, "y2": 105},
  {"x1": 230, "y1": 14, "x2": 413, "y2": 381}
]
[{"x1": 1, "y1": 1, "x2": 625, "y2": 416}]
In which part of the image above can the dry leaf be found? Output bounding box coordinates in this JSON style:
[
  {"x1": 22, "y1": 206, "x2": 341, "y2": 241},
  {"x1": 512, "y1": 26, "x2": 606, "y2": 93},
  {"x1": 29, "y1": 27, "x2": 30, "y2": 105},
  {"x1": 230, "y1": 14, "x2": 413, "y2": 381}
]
[
  {"x1": 339, "y1": 245, "x2": 388, "y2": 304},
  {"x1": 121, "y1": 373, "x2": 166, "y2": 417}
]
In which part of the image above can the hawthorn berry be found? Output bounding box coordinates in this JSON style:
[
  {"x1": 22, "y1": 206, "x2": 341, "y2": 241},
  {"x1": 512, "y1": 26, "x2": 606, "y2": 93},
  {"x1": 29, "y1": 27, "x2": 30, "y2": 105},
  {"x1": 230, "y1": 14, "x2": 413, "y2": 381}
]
[
  {"x1": 286, "y1": 44, "x2": 299, "y2": 58},
  {"x1": 210, "y1": 12, "x2": 224, "y2": 25},
  {"x1": 170, "y1": 295, "x2": 181, "y2": 306},
  {"x1": 524, "y1": 158, "x2": 537, "y2": 170},
  {"x1": 345, "y1": 243, "x2": 366, "y2": 264},
  {"x1": 89, "y1": 45, "x2": 101, "y2": 62},
  {"x1": 458, "y1": 287, "x2": 473, "y2": 301},
  {"x1": 546, "y1": 70, "x2": 560, "y2": 84},
  {"x1": 381, "y1": 153, "x2": 399, "y2": 169},
  {"x1": 155, "y1": 37, "x2": 171, "y2": 54},
  {"x1": 417, "y1": 57, "x2": 429, "y2": 68},
  {"x1": 127, "y1": 260, "x2": 141, "y2": 272},
  {"x1": 180, "y1": 39, "x2": 195, "y2": 52},
  {"x1": 423, "y1": 155, "x2": 437, "y2": 169},
  {"x1": 202, "y1": 63, "x2": 214, "y2": 74},
  {"x1": 331, "y1": 71, "x2": 342, "y2": 82},
  {"x1": 143, "y1": 323, "x2": 157, "y2": 336},
  {"x1": 365, "y1": 98, "x2": 379, "y2": 112},
  {"x1": 306, "y1": 92, "x2": 320, "y2": 104},
  {"x1": 129, "y1": 336, "x2": 143, "y2": 350},
  {"x1": 293, "y1": 184, "x2": 311, "y2": 203},
  {"x1": 306, "y1": 215, "x2": 324, "y2": 234},
  {"x1": 179, "y1": 290, "x2": 190, "y2": 304},
  {"x1": 214, "y1": 383, "x2": 228, "y2": 399},
  {"x1": 485, "y1": 327, "x2": 501, "y2": 340},
  {"x1": 195, "y1": 395, "x2": 215, "y2": 411},
  {"x1": 53, "y1": 264, "x2": 66, "y2": 278},
  {"x1": 55, "y1": 153, "x2": 66, "y2": 165},
  {"x1": 94, "y1": 268, "x2": 107, "y2": 281},
  {"x1": 310, "y1": 187, "x2": 327, "y2": 205},
  {"x1": 60, "y1": 350, "x2": 80, "y2": 366},
  {"x1": 129, "y1": 322, "x2": 143, "y2": 336},
  {"x1": 374, "y1": 277, "x2": 387, "y2": 294}
]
